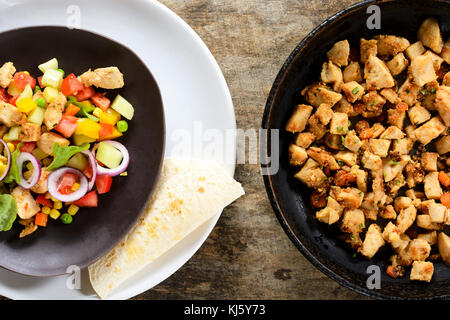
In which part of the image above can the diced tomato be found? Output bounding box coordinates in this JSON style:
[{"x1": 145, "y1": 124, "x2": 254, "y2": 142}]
[
  {"x1": 13, "y1": 72, "x2": 36, "y2": 90},
  {"x1": 74, "y1": 85, "x2": 95, "y2": 101},
  {"x1": 74, "y1": 190, "x2": 98, "y2": 207},
  {"x1": 57, "y1": 172, "x2": 79, "y2": 195},
  {"x1": 19, "y1": 142, "x2": 36, "y2": 153},
  {"x1": 9, "y1": 95, "x2": 19, "y2": 106},
  {"x1": 91, "y1": 93, "x2": 110, "y2": 111},
  {"x1": 95, "y1": 175, "x2": 112, "y2": 194},
  {"x1": 34, "y1": 213, "x2": 48, "y2": 227},
  {"x1": 61, "y1": 73, "x2": 84, "y2": 96},
  {"x1": 98, "y1": 122, "x2": 114, "y2": 138},
  {"x1": 36, "y1": 194, "x2": 53, "y2": 208},
  {"x1": 54, "y1": 115, "x2": 78, "y2": 138},
  {"x1": 0, "y1": 88, "x2": 10, "y2": 102},
  {"x1": 64, "y1": 103, "x2": 81, "y2": 116},
  {"x1": 83, "y1": 166, "x2": 93, "y2": 179},
  {"x1": 37, "y1": 76, "x2": 45, "y2": 88}
]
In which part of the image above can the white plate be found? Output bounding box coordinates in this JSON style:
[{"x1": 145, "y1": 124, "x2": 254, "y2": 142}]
[{"x1": 0, "y1": 0, "x2": 236, "y2": 299}]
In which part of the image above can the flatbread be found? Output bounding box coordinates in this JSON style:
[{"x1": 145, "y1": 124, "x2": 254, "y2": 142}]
[{"x1": 88, "y1": 158, "x2": 244, "y2": 299}]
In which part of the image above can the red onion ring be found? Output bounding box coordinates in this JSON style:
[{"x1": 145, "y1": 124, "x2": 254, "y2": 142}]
[
  {"x1": 82, "y1": 150, "x2": 97, "y2": 191},
  {"x1": 93, "y1": 141, "x2": 130, "y2": 176},
  {"x1": 47, "y1": 167, "x2": 88, "y2": 202},
  {"x1": 0, "y1": 138, "x2": 11, "y2": 182},
  {"x1": 16, "y1": 152, "x2": 41, "y2": 189}
]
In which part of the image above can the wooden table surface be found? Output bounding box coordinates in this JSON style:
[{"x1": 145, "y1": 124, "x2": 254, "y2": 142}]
[{"x1": 0, "y1": 0, "x2": 370, "y2": 300}]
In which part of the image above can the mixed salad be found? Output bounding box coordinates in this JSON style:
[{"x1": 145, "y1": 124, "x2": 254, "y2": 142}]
[{"x1": 0, "y1": 58, "x2": 134, "y2": 238}]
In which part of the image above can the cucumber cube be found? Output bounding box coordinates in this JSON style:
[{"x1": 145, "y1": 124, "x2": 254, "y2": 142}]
[
  {"x1": 111, "y1": 95, "x2": 134, "y2": 120},
  {"x1": 42, "y1": 69, "x2": 63, "y2": 89},
  {"x1": 28, "y1": 107, "x2": 45, "y2": 125},
  {"x1": 43, "y1": 87, "x2": 59, "y2": 103},
  {"x1": 96, "y1": 142, "x2": 123, "y2": 169},
  {"x1": 16, "y1": 84, "x2": 33, "y2": 103},
  {"x1": 67, "y1": 153, "x2": 89, "y2": 171},
  {"x1": 38, "y1": 58, "x2": 58, "y2": 74},
  {"x1": 7, "y1": 126, "x2": 21, "y2": 141}
]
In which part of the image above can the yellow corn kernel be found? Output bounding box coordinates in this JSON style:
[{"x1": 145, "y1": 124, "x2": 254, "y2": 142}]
[
  {"x1": 7, "y1": 143, "x2": 15, "y2": 152},
  {"x1": 42, "y1": 206, "x2": 51, "y2": 215},
  {"x1": 93, "y1": 107, "x2": 102, "y2": 117},
  {"x1": 71, "y1": 183, "x2": 80, "y2": 191},
  {"x1": 49, "y1": 209, "x2": 60, "y2": 220},
  {"x1": 68, "y1": 204, "x2": 79, "y2": 216},
  {"x1": 120, "y1": 171, "x2": 128, "y2": 177},
  {"x1": 53, "y1": 200, "x2": 63, "y2": 210}
]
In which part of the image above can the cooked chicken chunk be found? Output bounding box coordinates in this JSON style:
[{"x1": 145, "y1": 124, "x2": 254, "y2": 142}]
[
  {"x1": 306, "y1": 146, "x2": 339, "y2": 170},
  {"x1": 326, "y1": 40, "x2": 350, "y2": 67},
  {"x1": 435, "y1": 135, "x2": 450, "y2": 155},
  {"x1": 320, "y1": 61, "x2": 343, "y2": 91},
  {"x1": 294, "y1": 132, "x2": 315, "y2": 149},
  {"x1": 364, "y1": 55, "x2": 395, "y2": 90},
  {"x1": 360, "y1": 38, "x2": 377, "y2": 64},
  {"x1": 424, "y1": 172, "x2": 443, "y2": 200},
  {"x1": 19, "y1": 122, "x2": 41, "y2": 142},
  {"x1": 360, "y1": 224, "x2": 385, "y2": 259},
  {"x1": 288, "y1": 144, "x2": 308, "y2": 166},
  {"x1": 0, "y1": 101, "x2": 22, "y2": 127},
  {"x1": 11, "y1": 186, "x2": 40, "y2": 219},
  {"x1": 417, "y1": 17, "x2": 443, "y2": 54},
  {"x1": 285, "y1": 104, "x2": 313, "y2": 133},
  {"x1": 293, "y1": 158, "x2": 326, "y2": 189},
  {"x1": 410, "y1": 54, "x2": 437, "y2": 87},
  {"x1": 343, "y1": 61, "x2": 363, "y2": 83},
  {"x1": 435, "y1": 86, "x2": 450, "y2": 126},
  {"x1": 438, "y1": 232, "x2": 450, "y2": 265},
  {"x1": 405, "y1": 41, "x2": 426, "y2": 60},
  {"x1": 330, "y1": 187, "x2": 364, "y2": 209},
  {"x1": 375, "y1": 35, "x2": 410, "y2": 56},
  {"x1": 386, "y1": 52, "x2": 409, "y2": 76},
  {"x1": 0, "y1": 62, "x2": 15, "y2": 88},
  {"x1": 414, "y1": 117, "x2": 446, "y2": 145},
  {"x1": 421, "y1": 152, "x2": 439, "y2": 171},
  {"x1": 340, "y1": 208, "x2": 365, "y2": 234},
  {"x1": 314, "y1": 104, "x2": 334, "y2": 125},
  {"x1": 37, "y1": 132, "x2": 70, "y2": 155},
  {"x1": 79, "y1": 66, "x2": 124, "y2": 89},
  {"x1": 410, "y1": 261, "x2": 434, "y2": 282},
  {"x1": 44, "y1": 92, "x2": 66, "y2": 130},
  {"x1": 302, "y1": 84, "x2": 342, "y2": 108}
]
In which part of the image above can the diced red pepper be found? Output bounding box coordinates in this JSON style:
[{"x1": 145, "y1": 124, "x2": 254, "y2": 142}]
[
  {"x1": 74, "y1": 85, "x2": 96, "y2": 101},
  {"x1": 13, "y1": 72, "x2": 36, "y2": 90},
  {"x1": 58, "y1": 172, "x2": 79, "y2": 195},
  {"x1": 9, "y1": 95, "x2": 19, "y2": 106},
  {"x1": 95, "y1": 175, "x2": 112, "y2": 194},
  {"x1": 98, "y1": 122, "x2": 114, "y2": 138},
  {"x1": 19, "y1": 142, "x2": 36, "y2": 153},
  {"x1": 35, "y1": 213, "x2": 48, "y2": 227},
  {"x1": 37, "y1": 76, "x2": 45, "y2": 88},
  {"x1": 36, "y1": 194, "x2": 53, "y2": 208},
  {"x1": 61, "y1": 73, "x2": 84, "y2": 96},
  {"x1": 64, "y1": 103, "x2": 81, "y2": 116},
  {"x1": 74, "y1": 190, "x2": 98, "y2": 207},
  {"x1": 54, "y1": 115, "x2": 78, "y2": 138},
  {"x1": 91, "y1": 93, "x2": 110, "y2": 111},
  {"x1": 0, "y1": 88, "x2": 10, "y2": 102}
]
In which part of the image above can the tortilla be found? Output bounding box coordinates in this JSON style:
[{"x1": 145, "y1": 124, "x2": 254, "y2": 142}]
[{"x1": 88, "y1": 158, "x2": 245, "y2": 299}]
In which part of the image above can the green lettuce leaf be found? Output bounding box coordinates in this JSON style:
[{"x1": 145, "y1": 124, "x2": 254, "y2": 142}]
[
  {"x1": 4, "y1": 142, "x2": 23, "y2": 184},
  {"x1": 0, "y1": 194, "x2": 17, "y2": 231},
  {"x1": 47, "y1": 143, "x2": 90, "y2": 171}
]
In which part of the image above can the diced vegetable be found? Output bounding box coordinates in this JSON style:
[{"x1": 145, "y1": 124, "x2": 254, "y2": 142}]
[
  {"x1": 98, "y1": 126, "x2": 122, "y2": 141},
  {"x1": 38, "y1": 58, "x2": 58, "y2": 73},
  {"x1": 72, "y1": 134, "x2": 96, "y2": 146},
  {"x1": 36, "y1": 194, "x2": 52, "y2": 208},
  {"x1": 110, "y1": 95, "x2": 134, "y2": 120},
  {"x1": 16, "y1": 97, "x2": 37, "y2": 113},
  {"x1": 57, "y1": 172, "x2": 79, "y2": 194},
  {"x1": 75, "y1": 85, "x2": 95, "y2": 101},
  {"x1": 19, "y1": 142, "x2": 36, "y2": 153},
  {"x1": 28, "y1": 106, "x2": 45, "y2": 125},
  {"x1": 47, "y1": 143, "x2": 90, "y2": 171},
  {"x1": 98, "y1": 123, "x2": 114, "y2": 138},
  {"x1": 35, "y1": 97, "x2": 46, "y2": 108},
  {"x1": 95, "y1": 174, "x2": 112, "y2": 194},
  {"x1": 60, "y1": 213, "x2": 72, "y2": 224},
  {"x1": 91, "y1": 93, "x2": 111, "y2": 111},
  {"x1": 61, "y1": 73, "x2": 84, "y2": 96},
  {"x1": 7, "y1": 126, "x2": 21, "y2": 141},
  {"x1": 55, "y1": 115, "x2": 78, "y2": 138},
  {"x1": 7, "y1": 80, "x2": 22, "y2": 96},
  {"x1": 67, "y1": 152, "x2": 88, "y2": 171},
  {"x1": 98, "y1": 108, "x2": 121, "y2": 125},
  {"x1": 75, "y1": 118, "x2": 101, "y2": 139},
  {"x1": 34, "y1": 213, "x2": 48, "y2": 227},
  {"x1": 0, "y1": 88, "x2": 10, "y2": 102},
  {"x1": 16, "y1": 84, "x2": 33, "y2": 103},
  {"x1": 96, "y1": 142, "x2": 123, "y2": 169},
  {"x1": 32, "y1": 148, "x2": 48, "y2": 161},
  {"x1": 73, "y1": 190, "x2": 98, "y2": 207},
  {"x1": 42, "y1": 69, "x2": 63, "y2": 89},
  {"x1": 64, "y1": 103, "x2": 80, "y2": 116},
  {"x1": 13, "y1": 72, "x2": 36, "y2": 90},
  {"x1": 117, "y1": 120, "x2": 128, "y2": 133},
  {"x1": 43, "y1": 87, "x2": 59, "y2": 103}
]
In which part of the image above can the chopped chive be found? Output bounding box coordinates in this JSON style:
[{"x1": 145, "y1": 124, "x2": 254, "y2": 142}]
[{"x1": 352, "y1": 87, "x2": 359, "y2": 95}]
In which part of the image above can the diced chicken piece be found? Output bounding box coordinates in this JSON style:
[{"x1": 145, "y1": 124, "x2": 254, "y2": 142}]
[
  {"x1": 396, "y1": 205, "x2": 417, "y2": 233},
  {"x1": 351, "y1": 166, "x2": 367, "y2": 192},
  {"x1": 0, "y1": 101, "x2": 22, "y2": 127},
  {"x1": 343, "y1": 61, "x2": 363, "y2": 83},
  {"x1": 44, "y1": 92, "x2": 67, "y2": 130},
  {"x1": 37, "y1": 132, "x2": 70, "y2": 156},
  {"x1": 294, "y1": 132, "x2": 315, "y2": 149},
  {"x1": 387, "y1": 172, "x2": 406, "y2": 197},
  {"x1": 441, "y1": 38, "x2": 450, "y2": 64},
  {"x1": 302, "y1": 83, "x2": 342, "y2": 108},
  {"x1": 355, "y1": 91, "x2": 386, "y2": 118},
  {"x1": 360, "y1": 224, "x2": 385, "y2": 259},
  {"x1": 380, "y1": 205, "x2": 397, "y2": 220},
  {"x1": 288, "y1": 144, "x2": 308, "y2": 166},
  {"x1": 410, "y1": 54, "x2": 437, "y2": 87},
  {"x1": 417, "y1": 231, "x2": 438, "y2": 246},
  {"x1": 320, "y1": 61, "x2": 343, "y2": 92},
  {"x1": 342, "y1": 130, "x2": 362, "y2": 153},
  {"x1": 405, "y1": 41, "x2": 426, "y2": 60},
  {"x1": 380, "y1": 88, "x2": 401, "y2": 105},
  {"x1": 334, "y1": 97, "x2": 358, "y2": 117},
  {"x1": 407, "y1": 104, "x2": 431, "y2": 125},
  {"x1": 428, "y1": 202, "x2": 447, "y2": 223},
  {"x1": 314, "y1": 104, "x2": 333, "y2": 125},
  {"x1": 416, "y1": 214, "x2": 442, "y2": 230},
  {"x1": 410, "y1": 261, "x2": 434, "y2": 282},
  {"x1": 438, "y1": 232, "x2": 450, "y2": 265},
  {"x1": 307, "y1": 146, "x2": 340, "y2": 170},
  {"x1": 285, "y1": 104, "x2": 313, "y2": 133},
  {"x1": 421, "y1": 152, "x2": 439, "y2": 171},
  {"x1": 329, "y1": 112, "x2": 349, "y2": 135},
  {"x1": 360, "y1": 38, "x2": 377, "y2": 64},
  {"x1": 19, "y1": 122, "x2": 41, "y2": 142},
  {"x1": 79, "y1": 66, "x2": 124, "y2": 89},
  {"x1": 405, "y1": 125, "x2": 417, "y2": 141},
  {"x1": 362, "y1": 151, "x2": 382, "y2": 171},
  {"x1": 387, "y1": 107, "x2": 406, "y2": 130},
  {"x1": 404, "y1": 161, "x2": 425, "y2": 188},
  {"x1": 0, "y1": 62, "x2": 16, "y2": 88},
  {"x1": 294, "y1": 158, "x2": 326, "y2": 189},
  {"x1": 330, "y1": 187, "x2": 364, "y2": 209},
  {"x1": 417, "y1": 18, "x2": 443, "y2": 54},
  {"x1": 306, "y1": 115, "x2": 327, "y2": 140},
  {"x1": 423, "y1": 50, "x2": 444, "y2": 71},
  {"x1": 398, "y1": 77, "x2": 421, "y2": 106},
  {"x1": 30, "y1": 168, "x2": 50, "y2": 194},
  {"x1": 368, "y1": 139, "x2": 391, "y2": 157},
  {"x1": 435, "y1": 135, "x2": 450, "y2": 155},
  {"x1": 340, "y1": 208, "x2": 365, "y2": 233},
  {"x1": 334, "y1": 151, "x2": 357, "y2": 167},
  {"x1": 386, "y1": 53, "x2": 409, "y2": 76},
  {"x1": 326, "y1": 40, "x2": 350, "y2": 67},
  {"x1": 392, "y1": 138, "x2": 413, "y2": 155},
  {"x1": 382, "y1": 155, "x2": 410, "y2": 182},
  {"x1": 419, "y1": 199, "x2": 436, "y2": 214},
  {"x1": 11, "y1": 186, "x2": 40, "y2": 219},
  {"x1": 341, "y1": 81, "x2": 364, "y2": 103},
  {"x1": 364, "y1": 55, "x2": 395, "y2": 90},
  {"x1": 371, "y1": 123, "x2": 386, "y2": 139},
  {"x1": 383, "y1": 222, "x2": 409, "y2": 251},
  {"x1": 379, "y1": 126, "x2": 405, "y2": 139},
  {"x1": 401, "y1": 239, "x2": 431, "y2": 264},
  {"x1": 435, "y1": 86, "x2": 450, "y2": 126},
  {"x1": 394, "y1": 197, "x2": 412, "y2": 213},
  {"x1": 444, "y1": 71, "x2": 450, "y2": 86},
  {"x1": 316, "y1": 197, "x2": 342, "y2": 225},
  {"x1": 424, "y1": 172, "x2": 443, "y2": 200},
  {"x1": 374, "y1": 35, "x2": 410, "y2": 56},
  {"x1": 414, "y1": 117, "x2": 446, "y2": 145}
]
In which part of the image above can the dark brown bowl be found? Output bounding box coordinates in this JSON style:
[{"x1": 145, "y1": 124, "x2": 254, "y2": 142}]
[
  {"x1": 262, "y1": 0, "x2": 450, "y2": 299},
  {"x1": 0, "y1": 27, "x2": 165, "y2": 276}
]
